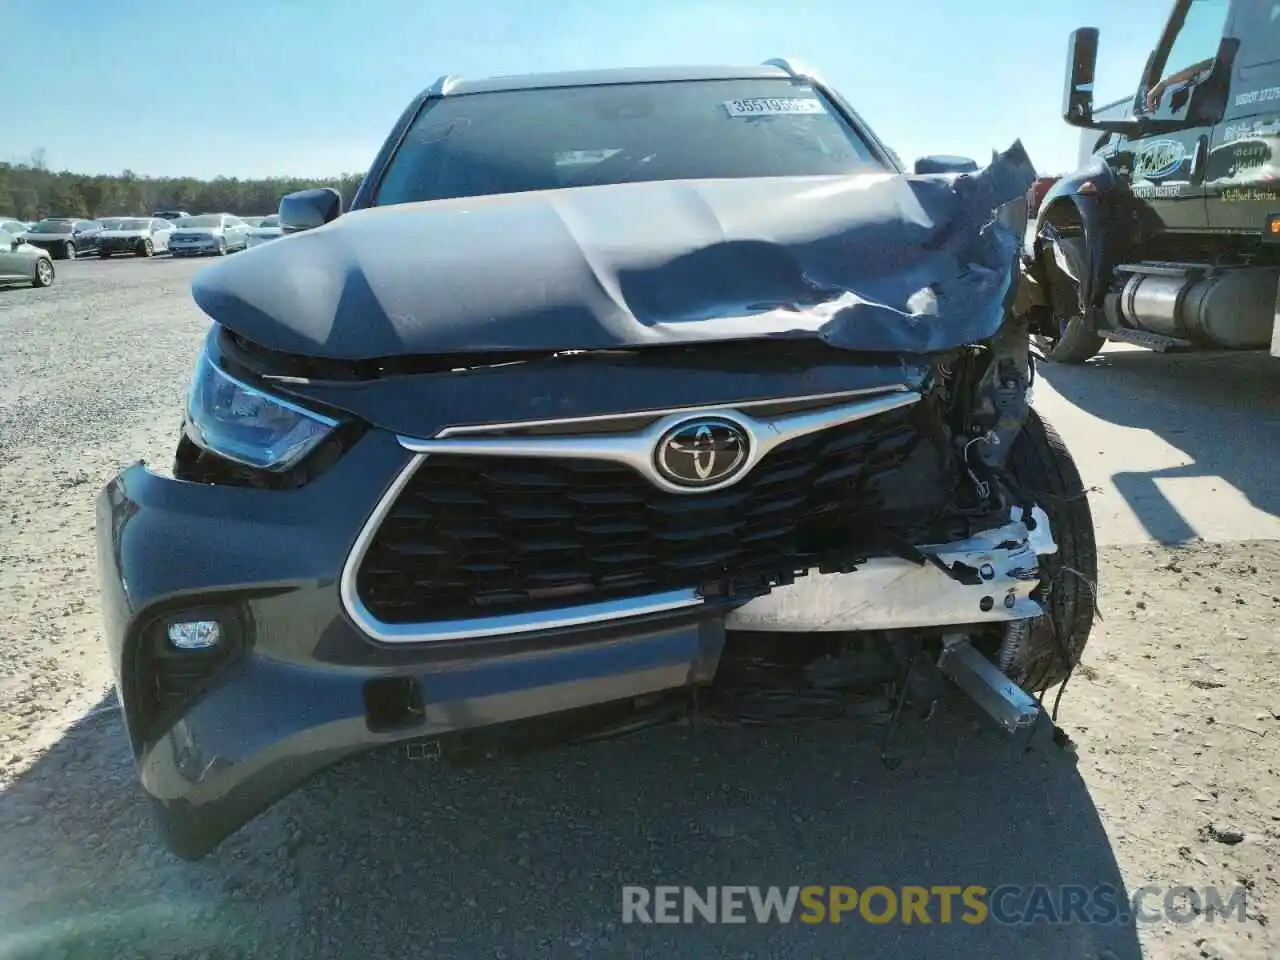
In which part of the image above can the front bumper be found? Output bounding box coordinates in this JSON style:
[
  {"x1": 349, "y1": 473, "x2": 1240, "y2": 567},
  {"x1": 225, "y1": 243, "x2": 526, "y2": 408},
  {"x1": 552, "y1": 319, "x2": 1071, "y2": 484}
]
[
  {"x1": 97, "y1": 428, "x2": 1056, "y2": 857},
  {"x1": 24, "y1": 239, "x2": 66, "y2": 254},
  {"x1": 169, "y1": 238, "x2": 219, "y2": 256},
  {"x1": 98, "y1": 237, "x2": 144, "y2": 255},
  {"x1": 97, "y1": 431, "x2": 729, "y2": 856}
]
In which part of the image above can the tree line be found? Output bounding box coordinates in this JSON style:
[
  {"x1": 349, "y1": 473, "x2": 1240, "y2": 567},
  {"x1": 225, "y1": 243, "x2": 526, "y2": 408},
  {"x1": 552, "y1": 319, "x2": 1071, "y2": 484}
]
[{"x1": 0, "y1": 153, "x2": 365, "y2": 221}]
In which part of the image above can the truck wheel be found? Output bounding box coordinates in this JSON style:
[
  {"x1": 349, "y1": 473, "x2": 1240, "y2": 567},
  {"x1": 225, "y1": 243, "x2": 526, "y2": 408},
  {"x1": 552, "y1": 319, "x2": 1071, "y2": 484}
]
[
  {"x1": 1034, "y1": 236, "x2": 1104, "y2": 364},
  {"x1": 999, "y1": 408, "x2": 1097, "y2": 691},
  {"x1": 1035, "y1": 311, "x2": 1105, "y2": 364}
]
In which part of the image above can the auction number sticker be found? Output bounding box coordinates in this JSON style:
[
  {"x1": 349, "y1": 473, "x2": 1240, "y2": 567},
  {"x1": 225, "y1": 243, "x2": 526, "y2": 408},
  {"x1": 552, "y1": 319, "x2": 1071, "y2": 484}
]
[{"x1": 723, "y1": 97, "x2": 826, "y2": 117}]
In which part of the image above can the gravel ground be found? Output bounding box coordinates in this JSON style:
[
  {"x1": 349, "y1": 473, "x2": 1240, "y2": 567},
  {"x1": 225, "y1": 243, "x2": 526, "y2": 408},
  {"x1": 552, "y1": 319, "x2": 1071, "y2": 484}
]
[{"x1": 0, "y1": 260, "x2": 1277, "y2": 960}]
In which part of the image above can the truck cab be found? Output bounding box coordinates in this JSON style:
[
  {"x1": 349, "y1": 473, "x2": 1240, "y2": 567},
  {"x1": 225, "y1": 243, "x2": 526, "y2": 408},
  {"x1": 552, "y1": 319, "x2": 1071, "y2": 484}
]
[{"x1": 1025, "y1": 0, "x2": 1280, "y2": 361}]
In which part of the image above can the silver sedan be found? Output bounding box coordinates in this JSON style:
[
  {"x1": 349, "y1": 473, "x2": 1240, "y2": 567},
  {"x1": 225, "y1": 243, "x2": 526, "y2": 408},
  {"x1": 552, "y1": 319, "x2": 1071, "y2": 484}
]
[{"x1": 0, "y1": 224, "x2": 55, "y2": 288}]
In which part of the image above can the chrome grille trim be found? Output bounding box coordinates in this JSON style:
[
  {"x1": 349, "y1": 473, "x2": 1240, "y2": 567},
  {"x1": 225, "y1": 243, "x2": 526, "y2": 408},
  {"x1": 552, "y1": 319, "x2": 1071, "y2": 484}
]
[
  {"x1": 397, "y1": 388, "x2": 920, "y2": 497},
  {"x1": 344, "y1": 387, "x2": 921, "y2": 644}
]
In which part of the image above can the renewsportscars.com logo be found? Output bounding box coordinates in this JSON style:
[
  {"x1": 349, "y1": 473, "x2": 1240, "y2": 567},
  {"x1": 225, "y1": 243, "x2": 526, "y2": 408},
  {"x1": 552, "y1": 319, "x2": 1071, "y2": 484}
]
[{"x1": 620, "y1": 885, "x2": 1249, "y2": 926}]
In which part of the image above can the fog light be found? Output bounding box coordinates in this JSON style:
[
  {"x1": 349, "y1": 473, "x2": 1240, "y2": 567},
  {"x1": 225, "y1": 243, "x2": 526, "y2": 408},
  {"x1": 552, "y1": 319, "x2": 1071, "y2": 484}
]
[{"x1": 167, "y1": 620, "x2": 221, "y2": 650}]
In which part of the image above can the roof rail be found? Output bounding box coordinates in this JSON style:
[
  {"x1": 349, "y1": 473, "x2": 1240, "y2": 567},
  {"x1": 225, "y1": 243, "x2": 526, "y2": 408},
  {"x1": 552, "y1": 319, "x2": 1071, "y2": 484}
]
[
  {"x1": 761, "y1": 58, "x2": 817, "y2": 79},
  {"x1": 428, "y1": 74, "x2": 462, "y2": 96}
]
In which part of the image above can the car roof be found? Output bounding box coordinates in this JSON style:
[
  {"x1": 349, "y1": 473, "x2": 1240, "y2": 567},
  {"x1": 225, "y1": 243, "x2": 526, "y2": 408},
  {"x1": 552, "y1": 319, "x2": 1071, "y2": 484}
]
[{"x1": 426, "y1": 60, "x2": 813, "y2": 97}]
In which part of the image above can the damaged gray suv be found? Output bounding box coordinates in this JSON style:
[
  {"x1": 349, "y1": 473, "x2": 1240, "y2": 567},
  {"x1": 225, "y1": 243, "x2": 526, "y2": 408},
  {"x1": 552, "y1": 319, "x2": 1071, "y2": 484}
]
[{"x1": 96, "y1": 59, "x2": 1096, "y2": 859}]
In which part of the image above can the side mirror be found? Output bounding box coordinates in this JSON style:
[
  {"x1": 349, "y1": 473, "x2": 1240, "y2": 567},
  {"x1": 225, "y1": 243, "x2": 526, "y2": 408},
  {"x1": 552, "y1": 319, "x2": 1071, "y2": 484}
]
[
  {"x1": 279, "y1": 187, "x2": 342, "y2": 234},
  {"x1": 1065, "y1": 27, "x2": 1241, "y2": 135},
  {"x1": 1062, "y1": 27, "x2": 1101, "y2": 129},
  {"x1": 913, "y1": 155, "x2": 979, "y2": 175}
]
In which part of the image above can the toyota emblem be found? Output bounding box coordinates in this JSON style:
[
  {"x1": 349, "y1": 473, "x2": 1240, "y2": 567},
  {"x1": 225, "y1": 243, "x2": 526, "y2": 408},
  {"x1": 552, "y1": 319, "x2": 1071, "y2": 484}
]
[{"x1": 654, "y1": 418, "x2": 750, "y2": 489}]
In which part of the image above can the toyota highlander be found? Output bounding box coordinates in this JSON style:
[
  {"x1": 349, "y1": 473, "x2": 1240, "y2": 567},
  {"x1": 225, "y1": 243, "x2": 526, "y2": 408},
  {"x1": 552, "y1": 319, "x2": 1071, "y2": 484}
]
[{"x1": 96, "y1": 60, "x2": 1096, "y2": 859}]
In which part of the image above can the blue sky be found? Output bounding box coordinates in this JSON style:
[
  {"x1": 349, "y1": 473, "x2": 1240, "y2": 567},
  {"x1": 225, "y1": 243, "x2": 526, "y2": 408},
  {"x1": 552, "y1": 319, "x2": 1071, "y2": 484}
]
[{"x1": 3, "y1": 0, "x2": 1174, "y2": 180}]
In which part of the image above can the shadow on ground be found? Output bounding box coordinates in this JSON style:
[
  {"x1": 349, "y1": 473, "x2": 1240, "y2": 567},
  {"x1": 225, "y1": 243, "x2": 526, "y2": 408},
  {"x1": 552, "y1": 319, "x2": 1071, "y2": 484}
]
[
  {"x1": 0, "y1": 691, "x2": 1139, "y2": 960},
  {"x1": 1039, "y1": 348, "x2": 1280, "y2": 543}
]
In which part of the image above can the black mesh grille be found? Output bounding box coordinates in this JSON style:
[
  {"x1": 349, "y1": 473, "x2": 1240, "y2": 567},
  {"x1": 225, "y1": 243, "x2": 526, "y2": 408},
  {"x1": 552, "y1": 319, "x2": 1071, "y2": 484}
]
[{"x1": 356, "y1": 408, "x2": 920, "y2": 624}]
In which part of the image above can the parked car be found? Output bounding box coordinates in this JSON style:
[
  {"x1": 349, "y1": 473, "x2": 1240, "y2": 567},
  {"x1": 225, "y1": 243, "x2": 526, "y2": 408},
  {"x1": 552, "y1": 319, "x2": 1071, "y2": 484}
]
[
  {"x1": 244, "y1": 214, "x2": 282, "y2": 248},
  {"x1": 96, "y1": 60, "x2": 1093, "y2": 860},
  {"x1": 168, "y1": 213, "x2": 251, "y2": 257},
  {"x1": 97, "y1": 217, "x2": 174, "y2": 258},
  {"x1": 0, "y1": 223, "x2": 55, "y2": 288},
  {"x1": 23, "y1": 218, "x2": 102, "y2": 259},
  {"x1": 153, "y1": 210, "x2": 191, "y2": 221}
]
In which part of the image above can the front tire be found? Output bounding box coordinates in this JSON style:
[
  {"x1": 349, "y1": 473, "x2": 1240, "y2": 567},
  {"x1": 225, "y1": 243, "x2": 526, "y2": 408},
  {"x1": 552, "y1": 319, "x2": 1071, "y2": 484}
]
[
  {"x1": 32, "y1": 258, "x2": 54, "y2": 288},
  {"x1": 1032, "y1": 236, "x2": 1104, "y2": 364},
  {"x1": 137, "y1": 238, "x2": 154, "y2": 258},
  {"x1": 62, "y1": 241, "x2": 76, "y2": 261},
  {"x1": 215, "y1": 238, "x2": 227, "y2": 256},
  {"x1": 1000, "y1": 409, "x2": 1097, "y2": 691},
  {"x1": 98, "y1": 249, "x2": 111, "y2": 259}
]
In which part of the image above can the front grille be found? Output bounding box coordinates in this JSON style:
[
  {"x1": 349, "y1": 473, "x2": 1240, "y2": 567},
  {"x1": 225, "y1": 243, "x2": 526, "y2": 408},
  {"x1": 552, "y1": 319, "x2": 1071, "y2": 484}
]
[{"x1": 355, "y1": 408, "x2": 920, "y2": 625}]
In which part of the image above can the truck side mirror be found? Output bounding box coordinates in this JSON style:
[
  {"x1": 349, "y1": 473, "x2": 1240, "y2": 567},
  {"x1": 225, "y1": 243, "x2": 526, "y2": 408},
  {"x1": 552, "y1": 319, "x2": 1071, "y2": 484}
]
[
  {"x1": 1062, "y1": 27, "x2": 1100, "y2": 129},
  {"x1": 279, "y1": 187, "x2": 342, "y2": 234},
  {"x1": 1066, "y1": 27, "x2": 1240, "y2": 136}
]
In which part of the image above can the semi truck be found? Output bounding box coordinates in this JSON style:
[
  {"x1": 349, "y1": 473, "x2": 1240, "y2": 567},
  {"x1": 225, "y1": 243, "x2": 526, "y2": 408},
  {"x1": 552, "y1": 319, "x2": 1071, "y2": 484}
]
[{"x1": 1021, "y1": 0, "x2": 1280, "y2": 362}]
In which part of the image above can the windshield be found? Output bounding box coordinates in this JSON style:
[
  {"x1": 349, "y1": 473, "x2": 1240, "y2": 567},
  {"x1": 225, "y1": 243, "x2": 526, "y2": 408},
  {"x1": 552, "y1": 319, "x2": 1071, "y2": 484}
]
[
  {"x1": 374, "y1": 78, "x2": 884, "y2": 206},
  {"x1": 177, "y1": 215, "x2": 222, "y2": 227},
  {"x1": 30, "y1": 220, "x2": 73, "y2": 234},
  {"x1": 114, "y1": 218, "x2": 150, "y2": 229}
]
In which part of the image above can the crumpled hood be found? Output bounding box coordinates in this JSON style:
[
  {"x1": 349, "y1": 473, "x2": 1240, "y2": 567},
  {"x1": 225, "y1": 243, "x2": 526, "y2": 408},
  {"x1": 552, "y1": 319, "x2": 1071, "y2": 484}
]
[{"x1": 194, "y1": 142, "x2": 1035, "y2": 360}]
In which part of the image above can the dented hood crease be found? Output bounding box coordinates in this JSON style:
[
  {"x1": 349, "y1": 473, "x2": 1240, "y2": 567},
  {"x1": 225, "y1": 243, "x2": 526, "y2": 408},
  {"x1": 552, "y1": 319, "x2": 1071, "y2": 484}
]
[{"x1": 192, "y1": 142, "x2": 1036, "y2": 360}]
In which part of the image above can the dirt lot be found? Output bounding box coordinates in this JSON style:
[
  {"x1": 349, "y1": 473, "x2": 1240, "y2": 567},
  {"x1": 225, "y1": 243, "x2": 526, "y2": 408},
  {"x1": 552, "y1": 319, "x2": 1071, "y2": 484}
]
[{"x1": 0, "y1": 259, "x2": 1277, "y2": 960}]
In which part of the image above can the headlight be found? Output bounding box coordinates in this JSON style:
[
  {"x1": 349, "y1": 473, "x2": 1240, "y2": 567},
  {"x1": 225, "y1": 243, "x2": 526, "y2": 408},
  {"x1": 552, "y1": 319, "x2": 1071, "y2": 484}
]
[{"x1": 183, "y1": 347, "x2": 337, "y2": 471}]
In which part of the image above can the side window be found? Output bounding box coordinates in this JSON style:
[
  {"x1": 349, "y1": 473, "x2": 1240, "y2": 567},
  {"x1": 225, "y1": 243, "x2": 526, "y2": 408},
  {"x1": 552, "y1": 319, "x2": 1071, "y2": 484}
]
[{"x1": 1148, "y1": 0, "x2": 1231, "y2": 104}]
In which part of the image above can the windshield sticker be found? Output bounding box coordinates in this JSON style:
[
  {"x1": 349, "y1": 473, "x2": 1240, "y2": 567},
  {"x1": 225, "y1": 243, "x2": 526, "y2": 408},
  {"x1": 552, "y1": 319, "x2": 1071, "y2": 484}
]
[{"x1": 723, "y1": 98, "x2": 826, "y2": 118}]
